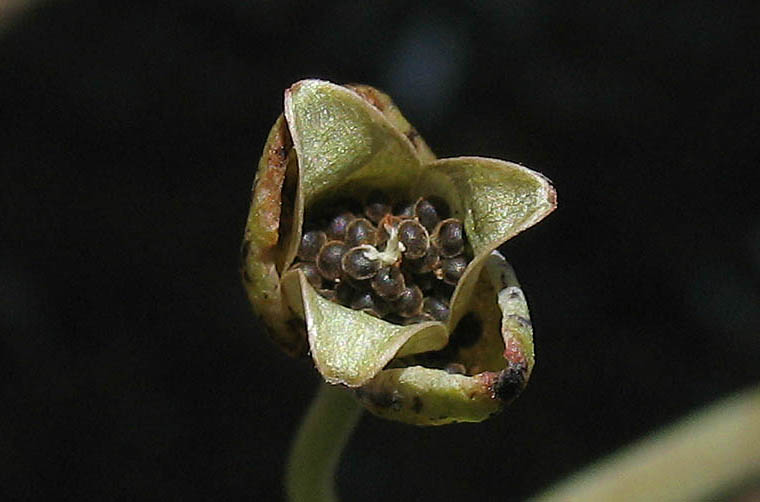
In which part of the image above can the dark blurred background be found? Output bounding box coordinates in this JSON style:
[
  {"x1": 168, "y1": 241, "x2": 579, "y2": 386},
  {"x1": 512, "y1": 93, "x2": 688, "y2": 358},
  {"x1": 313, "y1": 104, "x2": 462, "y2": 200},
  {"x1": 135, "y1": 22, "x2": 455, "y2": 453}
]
[{"x1": 2, "y1": 1, "x2": 759, "y2": 500}]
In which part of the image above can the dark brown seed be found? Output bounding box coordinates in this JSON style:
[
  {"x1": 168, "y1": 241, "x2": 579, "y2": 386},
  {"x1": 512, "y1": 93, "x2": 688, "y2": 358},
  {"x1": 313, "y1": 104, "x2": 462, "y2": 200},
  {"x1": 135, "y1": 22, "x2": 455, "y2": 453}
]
[
  {"x1": 415, "y1": 198, "x2": 440, "y2": 232},
  {"x1": 404, "y1": 243, "x2": 440, "y2": 274},
  {"x1": 293, "y1": 262, "x2": 323, "y2": 290},
  {"x1": 341, "y1": 247, "x2": 381, "y2": 280},
  {"x1": 326, "y1": 211, "x2": 355, "y2": 240},
  {"x1": 371, "y1": 265, "x2": 405, "y2": 300},
  {"x1": 415, "y1": 272, "x2": 437, "y2": 292},
  {"x1": 351, "y1": 291, "x2": 390, "y2": 317},
  {"x1": 335, "y1": 281, "x2": 355, "y2": 306},
  {"x1": 364, "y1": 191, "x2": 391, "y2": 224},
  {"x1": 435, "y1": 218, "x2": 465, "y2": 258},
  {"x1": 440, "y1": 256, "x2": 467, "y2": 285},
  {"x1": 344, "y1": 218, "x2": 377, "y2": 247},
  {"x1": 422, "y1": 297, "x2": 450, "y2": 322},
  {"x1": 318, "y1": 288, "x2": 338, "y2": 301},
  {"x1": 316, "y1": 241, "x2": 349, "y2": 281},
  {"x1": 402, "y1": 313, "x2": 435, "y2": 325},
  {"x1": 393, "y1": 200, "x2": 415, "y2": 218},
  {"x1": 398, "y1": 220, "x2": 429, "y2": 259},
  {"x1": 298, "y1": 230, "x2": 327, "y2": 262},
  {"x1": 394, "y1": 285, "x2": 423, "y2": 317}
]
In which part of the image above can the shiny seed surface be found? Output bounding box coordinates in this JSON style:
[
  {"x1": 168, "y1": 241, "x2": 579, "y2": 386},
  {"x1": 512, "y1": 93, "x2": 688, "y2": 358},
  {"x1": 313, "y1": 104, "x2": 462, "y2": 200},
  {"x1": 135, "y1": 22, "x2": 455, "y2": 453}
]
[
  {"x1": 326, "y1": 211, "x2": 355, "y2": 240},
  {"x1": 436, "y1": 218, "x2": 465, "y2": 258},
  {"x1": 394, "y1": 285, "x2": 423, "y2": 317},
  {"x1": 398, "y1": 220, "x2": 429, "y2": 259},
  {"x1": 316, "y1": 241, "x2": 348, "y2": 281},
  {"x1": 344, "y1": 218, "x2": 376, "y2": 247},
  {"x1": 371, "y1": 265, "x2": 405, "y2": 300},
  {"x1": 342, "y1": 247, "x2": 381, "y2": 280},
  {"x1": 440, "y1": 256, "x2": 467, "y2": 285},
  {"x1": 298, "y1": 230, "x2": 327, "y2": 262}
]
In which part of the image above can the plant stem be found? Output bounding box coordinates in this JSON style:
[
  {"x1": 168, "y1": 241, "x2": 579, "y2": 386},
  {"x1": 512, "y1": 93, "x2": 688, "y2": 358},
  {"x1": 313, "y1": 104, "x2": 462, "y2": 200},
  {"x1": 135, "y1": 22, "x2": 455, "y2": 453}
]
[
  {"x1": 529, "y1": 385, "x2": 760, "y2": 502},
  {"x1": 286, "y1": 382, "x2": 363, "y2": 502}
]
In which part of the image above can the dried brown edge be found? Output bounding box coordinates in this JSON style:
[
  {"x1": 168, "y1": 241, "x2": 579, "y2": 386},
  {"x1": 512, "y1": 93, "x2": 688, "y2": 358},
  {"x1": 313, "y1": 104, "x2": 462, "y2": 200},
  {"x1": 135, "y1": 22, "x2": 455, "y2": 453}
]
[{"x1": 241, "y1": 115, "x2": 306, "y2": 357}]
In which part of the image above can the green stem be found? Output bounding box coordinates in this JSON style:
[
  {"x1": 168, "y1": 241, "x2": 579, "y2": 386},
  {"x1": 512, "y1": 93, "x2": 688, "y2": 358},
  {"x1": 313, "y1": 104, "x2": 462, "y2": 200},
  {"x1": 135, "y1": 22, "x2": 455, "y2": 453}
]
[
  {"x1": 286, "y1": 383, "x2": 363, "y2": 502},
  {"x1": 529, "y1": 385, "x2": 760, "y2": 502}
]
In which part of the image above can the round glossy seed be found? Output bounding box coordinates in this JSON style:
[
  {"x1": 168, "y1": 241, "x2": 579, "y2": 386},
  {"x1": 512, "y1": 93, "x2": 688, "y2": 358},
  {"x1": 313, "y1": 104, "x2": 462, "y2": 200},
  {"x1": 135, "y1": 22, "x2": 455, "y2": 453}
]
[
  {"x1": 364, "y1": 191, "x2": 391, "y2": 224},
  {"x1": 422, "y1": 297, "x2": 450, "y2": 322},
  {"x1": 435, "y1": 218, "x2": 465, "y2": 258},
  {"x1": 414, "y1": 272, "x2": 437, "y2": 292},
  {"x1": 398, "y1": 220, "x2": 429, "y2": 259},
  {"x1": 341, "y1": 247, "x2": 381, "y2": 280},
  {"x1": 415, "y1": 198, "x2": 440, "y2": 232},
  {"x1": 371, "y1": 265, "x2": 405, "y2": 300},
  {"x1": 393, "y1": 200, "x2": 415, "y2": 218},
  {"x1": 298, "y1": 230, "x2": 327, "y2": 262},
  {"x1": 326, "y1": 211, "x2": 355, "y2": 240},
  {"x1": 394, "y1": 285, "x2": 423, "y2": 317},
  {"x1": 351, "y1": 291, "x2": 390, "y2": 317},
  {"x1": 404, "y1": 243, "x2": 440, "y2": 274},
  {"x1": 335, "y1": 281, "x2": 355, "y2": 306},
  {"x1": 440, "y1": 256, "x2": 467, "y2": 285},
  {"x1": 316, "y1": 241, "x2": 349, "y2": 281},
  {"x1": 344, "y1": 218, "x2": 376, "y2": 247},
  {"x1": 293, "y1": 262, "x2": 323, "y2": 289}
]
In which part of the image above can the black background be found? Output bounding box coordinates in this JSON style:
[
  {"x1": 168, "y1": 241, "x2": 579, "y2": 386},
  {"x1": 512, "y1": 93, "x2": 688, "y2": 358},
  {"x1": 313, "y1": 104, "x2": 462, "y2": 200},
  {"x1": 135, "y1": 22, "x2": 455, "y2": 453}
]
[{"x1": 2, "y1": 1, "x2": 759, "y2": 500}]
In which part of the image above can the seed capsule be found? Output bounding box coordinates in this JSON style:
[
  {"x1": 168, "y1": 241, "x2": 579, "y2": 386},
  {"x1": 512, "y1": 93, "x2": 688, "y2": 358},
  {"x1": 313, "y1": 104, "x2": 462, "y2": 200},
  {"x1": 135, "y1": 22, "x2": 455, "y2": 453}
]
[
  {"x1": 344, "y1": 218, "x2": 377, "y2": 247},
  {"x1": 371, "y1": 265, "x2": 405, "y2": 300},
  {"x1": 440, "y1": 256, "x2": 467, "y2": 285},
  {"x1": 434, "y1": 218, "x2": 465, "y2": 258},
  {"x1": 422, "y1": 297, "x2": 450, "y2": 322},
  {"x1": 364, "y1": 191, "x2": 391, "y2": 224},
  {"x1": 342, "y1": 246, "x2": 381, "y2": 280},
  {"x1": 398, "y1": 220, "x2": 429, "y2": 259},
  {"x1": 394, "y1": 285, "x2": 423, "y2": 317},
  {"x1": 316, "y1": 241, "x2": 349, "y2": 282},
  {"x1": 326, "y1": 211, "x2": 355, "y2": 240},
  {"x1": 293, "y1": 262, "x2": 324, "y2": 290},
  {"x1": 414, "y1": 198, "x2": 440, "y2": 232},
  {"x1": 298, "y1": 230, "x2": 327, "y2": 262}
]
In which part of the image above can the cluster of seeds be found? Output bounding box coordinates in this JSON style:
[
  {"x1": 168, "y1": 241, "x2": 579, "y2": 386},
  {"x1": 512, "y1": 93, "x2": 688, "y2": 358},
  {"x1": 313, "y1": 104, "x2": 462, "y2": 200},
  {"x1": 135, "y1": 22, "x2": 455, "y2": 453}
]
[{"x1": 293, "y1": 192, "x2": 471, "y2": 325}]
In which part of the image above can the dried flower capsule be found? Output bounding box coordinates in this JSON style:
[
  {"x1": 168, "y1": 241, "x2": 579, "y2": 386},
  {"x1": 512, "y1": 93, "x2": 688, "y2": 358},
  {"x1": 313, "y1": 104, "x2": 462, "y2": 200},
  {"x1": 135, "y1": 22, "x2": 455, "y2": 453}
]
[
  {"x1": 316, "y1": 241, "x2": 349, "y2": 281},
  {"x1": 435, "y1": 218, "x2": 465, "y2": 258},
  {"x1": 394, "y1": 284, "x2": 423, "y2": 317},
  {"x1": 344, "y1": 218, "x2": 377, "y2": 247},
  {"x1": 242, "y1": 79, "x2": 556, "y2": 425},
  {"x1": 398, "y1": 219, "x2": 429, "y2": 259},
  {"x1": 326, "y1": 211, "x2": 355, "y2": 240},
  {"x1": 371, "y1": 265, "x2": 405, "y2": 300},
  {"x1": 439, "y1": 256, "x2": 467, "y2": 285},
  {"x1": 297, "y1": 230, "x2": 327, "y2": 262},
  {"x1": 364, "y1": 191, "x2": 391, "y2": 224},
  {"x1": 342, "y1": 246, "x2": 381, "y2": 280},
  {"x1": 422, "y1": 296, "x2": 450, "y2": 322},
  {"x1": 414, "y1": 198, "x2": 440, "y2": 232}
]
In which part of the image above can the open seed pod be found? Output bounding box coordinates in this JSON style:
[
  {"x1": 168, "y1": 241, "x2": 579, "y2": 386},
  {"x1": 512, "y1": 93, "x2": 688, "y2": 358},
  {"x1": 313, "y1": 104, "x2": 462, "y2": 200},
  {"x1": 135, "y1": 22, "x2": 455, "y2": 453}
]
[{"x1": 241, "y1": 79, "x2": 556, "y2": 425}]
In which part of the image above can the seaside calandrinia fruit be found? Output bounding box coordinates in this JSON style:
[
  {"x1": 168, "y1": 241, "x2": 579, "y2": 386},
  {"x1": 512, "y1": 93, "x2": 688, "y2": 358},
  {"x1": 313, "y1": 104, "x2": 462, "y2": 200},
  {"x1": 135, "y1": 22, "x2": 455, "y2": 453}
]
[{"x1": 242, "y1": 80, "x2": 556, "y2": 425}]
